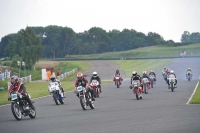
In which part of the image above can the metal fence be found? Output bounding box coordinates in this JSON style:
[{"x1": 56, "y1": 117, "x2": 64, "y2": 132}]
[{"x1": 56, "y1": 68, "x2": 78, "y2": 81}]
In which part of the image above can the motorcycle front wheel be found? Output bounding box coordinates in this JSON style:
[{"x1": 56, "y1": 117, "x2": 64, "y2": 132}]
[
  {"x1": 80, "y1": 97, "x2": 86, "y2": 110},
  {"x1": 11, "y1": 102, "x2": 22, "y2": 120},
  {"x1": 53, "y1": 92, "x2": 59, "y2": 105}
]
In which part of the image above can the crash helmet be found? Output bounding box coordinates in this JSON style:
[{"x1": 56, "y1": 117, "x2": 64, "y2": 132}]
[
  {"x1": 92, "y1": 71, "x2": 97, "y2": 78},
  {"x1": 170, "y1": 70, "x2": 174, "y2": 74},
  {"x1": 132, "y1": 71, "x2": 137, "y2": 76},
  {"x1": 50, "y1": 75, "x2": 56, "y2": 82},
  {"x1": 77, "y1": 72, "x2": 83, "y2": 80},
  {"x1": 10, "y1": 75, "x2": 19, "y2": 85},
  {"x1": 116, "y1": 69, "x2": 119, "y2": 73},
  {"x1": 143, "y1": 71, "x2": 147, "y2": 76}
]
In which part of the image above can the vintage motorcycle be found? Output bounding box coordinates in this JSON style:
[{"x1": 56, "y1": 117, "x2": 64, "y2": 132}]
[
  {"x1": 90, "y1": 80, "x2": 100, "y2": 97},
  {"x1": 131, "y1": 80, "x2": 142, "y2": 100},
  {"x1": 186, "y1": 72, "x2": 192, "y2": 81},
  {"x1": 142, "y1": 77, "x2": 149, "y2": 94},
  {"x1": 48, "y1": 81, "x2": 64, "y2": 105},
  {"x1": 149, "y1": 74, "x2": 155, "y2": 88},
  {"x1": 167, "y1": 75, "x2": 177, "y2": 92},
  {"x1": 114, "y1": 76, "x2": 122, "y2": 88},
  {"x1": 77, "y1": 86, "x2": 94, "y2": 110},
  {"x1": 10, "y1": 91, "x2": 36, "y2": 120}
]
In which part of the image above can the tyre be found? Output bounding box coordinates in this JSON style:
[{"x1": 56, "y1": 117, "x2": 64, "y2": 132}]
[
  {"x1": 89, "y1": 101, "x2": 94, "y2": 109},
  {"x1": 117, "y1": 81, "x2": 119, "y2": 88},
  {"x1": 136, "y1": 90, "x2": 139, "y2": 100},
  {"x1": 171, "y1": 83, "x2": 174, "y2": 92},
  {"x1": 59, "y1": 98, "x2": 64, "y2": 104},
  {"x1": 144, "y1": 85, "x2": 147, "y2": 94},
  {"x1": 80, "y1": 97, "x2": 86, "y2": 110},
  {"x1": 53, "y1": 92, "x2": 59, "y2": 105},
  {"x1": 11, "y1": 103, "x2": 22, "y2": 120},
  {"x1": 151, "y1": 80, "x2": 153, "y2": 88},
  {"x1": 29, "y1": 107, "x2": 36, "y2": 119}
]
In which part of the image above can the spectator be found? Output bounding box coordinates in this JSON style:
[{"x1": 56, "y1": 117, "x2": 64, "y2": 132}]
[{"x1": 57, "y1": 69, "x2": 62, "y2": 76}]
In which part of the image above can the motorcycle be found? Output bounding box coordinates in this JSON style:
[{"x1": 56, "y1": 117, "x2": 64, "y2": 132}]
[
  {"x1": 149, "y1": 74, "x2": 155, "y2": 88},
  {"x1": 131, "y1": 80, "x2": 142, "y2": 100},
  {"x1": 186, "y1": 72, "x2": 192, "y2": 81},
  {"x1": 142, "y1": 77, "x2": 149, "y2": 94},
  {"x1": 90, "y1": 80, "x2": 100, "y2": 97},
  {"x1": 77, "y1": 86, "x2": 94, "y2": 110},
  {"x1": 167, "y1": 75, "x2": 177, "y2": 92},
  {"x1": 10, "y1": 91, "x2": 36, "y2": 120},
  {"x1": 49, "y1": 81, "x2": 64, "y2": 105},
  {"x1": 114, "y1": 76, "x2": 122, "y2": 88}
]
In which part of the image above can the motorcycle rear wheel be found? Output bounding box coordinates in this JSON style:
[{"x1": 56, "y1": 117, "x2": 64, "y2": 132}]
[
  {"x1": 29, "y1": 108, "x2": 36, "y2": 119},
  {"x1": 53, "y1": 92, "x2": 59, "y2": 105}
]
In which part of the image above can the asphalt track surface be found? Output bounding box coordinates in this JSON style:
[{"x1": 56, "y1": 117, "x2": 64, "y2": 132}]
[{"x1": 0, "y1": 58, "x2": 200, "y2": 133}]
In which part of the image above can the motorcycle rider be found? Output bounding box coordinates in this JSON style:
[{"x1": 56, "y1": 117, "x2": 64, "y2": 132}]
[
  {"x1": 74, "y1": 72, "x2": 95, "y2": 101},
  {"x1": 8, "y1": 75, "x2": 35, "y2": 110},
  {"x1": 164, "y1": 68, "x2": 170, "y2": 82},
  {"x1": 130, "y1": 71, "x2": 142, "y2": 96},
  {"x1": 90, "y1": 71, "x2": 102, "y2": 93},
  {"x1": 167, "y1": 70, "x2": 177, "y2": 88},
  {"x1": 162, "y1": 67, "x2": 167, "y2": 73},
  {"x1": 141, "y1": 71, "x2": 150, "y2": 90},
  {"x1": 48, "y1": 75, "x2": 65, "y2": 97},
  {"x1": 149, "y1": 70, "x2": 156, "y2": 81},
  {"x1": 113, "y1": 69, "x2": 123, "y2": 85},
  {"x1": 186, "y1": 68, "x2": 192, "y2": 78}
]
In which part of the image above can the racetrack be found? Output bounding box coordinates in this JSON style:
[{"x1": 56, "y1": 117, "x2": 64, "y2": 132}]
[{"x1": 0, "y1": 58, "x2": 200, "y2": 133}]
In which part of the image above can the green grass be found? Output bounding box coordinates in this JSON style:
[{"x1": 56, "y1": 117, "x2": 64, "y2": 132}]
[
  {"x1": 189, "y1": 81, "x2": 200, "y2": 104},
  {"x1": 66, "y1": 43, "x2": 200, "y2": 59},
  {"x1": 112, "y1": 59, "x2": 172, "y2": 78}
]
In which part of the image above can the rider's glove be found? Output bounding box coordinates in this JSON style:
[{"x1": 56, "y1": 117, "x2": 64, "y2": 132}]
[
  {"x1": 129, "y1": 86, "x2": 132, "y2": 89},
  {"x1": 8, "y1": 97, "x2": 11, "y2": 101}
]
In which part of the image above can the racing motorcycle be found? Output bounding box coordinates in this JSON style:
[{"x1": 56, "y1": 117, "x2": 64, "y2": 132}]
[
  {"x1": 149, "y1": 74, "x2": 155, "y2": 88},
  {"x1": 167, "y1": 75, "x2": 177, "y2": 92},
  {"x1": 77, "y1": 86, "x2": 94, "y2": 110},
  {"x1": 10, "y1": 91, "x2": 36, "y2": 120},
  {"x1": 114, "y1": 76, "x2": 122, "y2": 88},
  {"x1": 142, "y1": 77, "x2": 149, "y2": 94},
  {"x1": 49, "y1": 81, "x2": 64, "y2": 105},
  {"x1": 131, "y1": 80, "x2": 142, "y2": 100},
  {"x1": 186, "y1": 72, "x2": 192, "y2": 81},
  {"x1": 90, "y1": 80, "x2": 100, "y2": 97}
]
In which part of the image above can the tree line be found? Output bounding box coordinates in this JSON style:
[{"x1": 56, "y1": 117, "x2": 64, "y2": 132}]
[{"x1": 0, "y1": 26, "x2": 196, "y2": 69}]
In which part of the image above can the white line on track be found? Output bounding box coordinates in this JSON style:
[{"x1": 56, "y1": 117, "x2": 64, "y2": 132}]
[{"x1": 186, "y1": 79, "x2": 199, "y2": 104}]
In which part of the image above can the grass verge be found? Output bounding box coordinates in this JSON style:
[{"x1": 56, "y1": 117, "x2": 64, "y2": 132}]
[{"x1": 189, "y1": 81, "x2": 200, "y2": 104}]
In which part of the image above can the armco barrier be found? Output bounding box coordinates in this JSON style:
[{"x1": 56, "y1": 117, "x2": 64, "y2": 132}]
[{"x1": 56, "y1": 68, "x2": 78, "y2": 81}]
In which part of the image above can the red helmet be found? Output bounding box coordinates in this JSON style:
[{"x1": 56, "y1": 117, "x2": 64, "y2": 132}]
[
  {"x1": 77, "y1": 72, "x2": 83, "y2": 80},
  {"x1": 11, "y1": 75, "x2": 19, "y2": 85}
]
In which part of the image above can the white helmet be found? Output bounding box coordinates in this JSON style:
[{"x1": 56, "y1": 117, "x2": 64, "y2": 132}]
[
  {"x1": 170, "y1": 70, "x2": 174, "y2": 74},
  {"x1": 132, "y1": 71, "x2": 137, "y2": 76},
  {"x1": 92, "y1": 71, "x2": 97, "y2": 78}
]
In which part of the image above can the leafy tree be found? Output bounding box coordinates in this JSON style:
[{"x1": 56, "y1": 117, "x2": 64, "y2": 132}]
[{"x1": 18, "y1": 27, "x2": 43, "y2": 69}]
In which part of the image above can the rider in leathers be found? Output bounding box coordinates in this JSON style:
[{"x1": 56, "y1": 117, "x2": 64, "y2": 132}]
[
  {"x1": 149, "y1": 70, "x2": 156, "y2": 82},
  {"x1": 48, "y1": 75, "x2": 65, "y2": 97},
  {"x1": 8, "y1": 75, "x2": 35, "y2": 110},
  {"x1": 74, "y1": 72, "x2": 95, "y2": 101},
  {"x1": 167, "y1": 70, "x2": 177, "y2": 88},
  {"x1": 141, "y1": 71, "x2": 150, "y2": 90},
  {"x1": 113, "y1": 69, "x2": 123, "y2": 85},
  {"x1": 90, "y1": 71, "x2": 102, "y2": 93},
  {"x1": 130, "y1": 71, "x2": 143, "y2": 95}
]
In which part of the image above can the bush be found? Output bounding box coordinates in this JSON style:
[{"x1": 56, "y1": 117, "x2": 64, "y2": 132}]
[
  {"x1": 0, "y1": 79, "x2": 9, "y2": 90},
  {"x1": 3, "y1": 61, "x2": 11, "y2": 66}
]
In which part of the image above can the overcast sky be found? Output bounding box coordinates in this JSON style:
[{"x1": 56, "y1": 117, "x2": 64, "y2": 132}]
[{"x1": 0, "y1": 0, "x2": 200, "y2": 42}]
